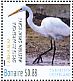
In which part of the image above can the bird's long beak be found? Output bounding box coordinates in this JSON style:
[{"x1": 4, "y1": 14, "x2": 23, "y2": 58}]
[{"x1": 8, "y1": 8, "x2": 22, "y2": 17}]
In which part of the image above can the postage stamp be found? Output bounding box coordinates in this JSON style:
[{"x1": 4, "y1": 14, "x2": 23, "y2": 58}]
[{"x1": 0, "y1": 0, "x2": 73, "y2": 80}]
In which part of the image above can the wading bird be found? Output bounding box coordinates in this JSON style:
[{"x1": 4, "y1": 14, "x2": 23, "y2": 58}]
[{"x1": 8, "y1": 5, "x2": 70, "y2": 65}]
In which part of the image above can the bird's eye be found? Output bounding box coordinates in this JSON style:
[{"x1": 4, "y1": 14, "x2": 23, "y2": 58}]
[
  {"x1": 20, "y1": 8, "x2": 22, "y2": 10},
  {"x1": 19, "y1": 8, "x2": 23, "y2": 12}
]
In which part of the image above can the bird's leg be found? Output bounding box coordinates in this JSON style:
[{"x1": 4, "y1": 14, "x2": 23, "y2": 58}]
[
  {"x1": 52, "y1": 40, "x2": 56, "y2": 66},
  {"x1": 32, "y1": 55, "x2": 43, "y2": 64},
  {"x1": 33, "y1": 38, "x2": 53, "y2": 64},
  {"x1": 36, "y1": 55, "x2": 43, "y2": 63}
]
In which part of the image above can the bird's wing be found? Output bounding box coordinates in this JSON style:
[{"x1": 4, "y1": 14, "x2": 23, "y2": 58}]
[
  {"x1": 41, "y1": 17, "x2": 70, "y2": 37},
  {"x1": 51, "y1": 18, "x2": 70, "y2": 36}
]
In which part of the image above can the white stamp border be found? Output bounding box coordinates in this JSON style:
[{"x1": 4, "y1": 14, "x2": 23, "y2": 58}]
[{"x1": 0, "y1": 0, "x2": 73, "y2": 81}]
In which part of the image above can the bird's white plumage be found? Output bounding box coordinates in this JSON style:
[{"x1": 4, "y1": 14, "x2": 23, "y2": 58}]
[
  {"x1": 40, "y1": 17, "x2": 70, "y2": 39},
  {"x1": 19, "y1": 6, "x2": 70, "y2": 40}
]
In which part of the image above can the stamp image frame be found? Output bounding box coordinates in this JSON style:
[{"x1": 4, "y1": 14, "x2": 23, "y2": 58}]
[{"x1": 0, "y1": 0, "x2": 73, "y2": 81}]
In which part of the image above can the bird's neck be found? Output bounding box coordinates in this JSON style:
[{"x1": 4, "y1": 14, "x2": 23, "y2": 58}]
[{"x1": 26, "y1": 6, "x2": 41, "y2": 32}]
